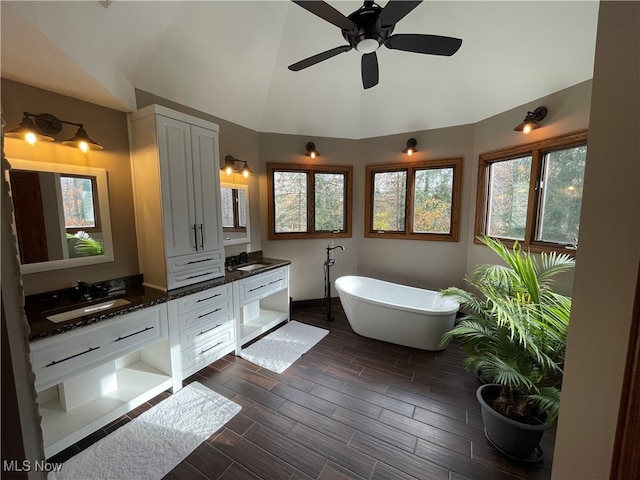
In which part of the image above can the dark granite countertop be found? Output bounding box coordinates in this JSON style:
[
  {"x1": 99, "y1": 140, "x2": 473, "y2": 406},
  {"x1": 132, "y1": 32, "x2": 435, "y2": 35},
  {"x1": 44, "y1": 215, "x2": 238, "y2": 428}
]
[{"x1": 26, "y1": 257, "x2": 290, "y2": 342}]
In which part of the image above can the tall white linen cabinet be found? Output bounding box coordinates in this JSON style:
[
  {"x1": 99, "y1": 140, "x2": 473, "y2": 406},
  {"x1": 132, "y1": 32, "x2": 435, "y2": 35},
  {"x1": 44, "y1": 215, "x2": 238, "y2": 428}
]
[{"x1": 128, "y1": 105, "x2": 225, "y2": 291}]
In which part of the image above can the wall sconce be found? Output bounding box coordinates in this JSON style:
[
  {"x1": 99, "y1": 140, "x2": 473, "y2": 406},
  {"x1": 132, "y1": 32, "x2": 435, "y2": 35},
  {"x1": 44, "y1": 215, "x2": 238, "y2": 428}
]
[
  {"x1": 402, "y1": 138, "x2": 418, "y2": 156},
  {"x1": 513, "y1": 106, "x2": 548, "y2": 134},
  {"x1": 222, "y1": 155, "x2": 253, "y2": 178},
  {"x1": 5, "y1": 112, "x2": 103, "y2": 152},
  {"x1": 306, "y1": 142, "x2": 319, "y2": 159}
]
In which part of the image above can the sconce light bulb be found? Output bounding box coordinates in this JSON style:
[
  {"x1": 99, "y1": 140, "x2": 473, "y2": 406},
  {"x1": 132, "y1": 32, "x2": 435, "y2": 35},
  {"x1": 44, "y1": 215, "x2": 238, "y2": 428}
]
[
  {"x1": 242, "y1": 169, "x2": 250, "y2": 178},
  {"x1": 523, "y1": 124, "x2": 532, "y2": 134},
  {"x1": 310, "y1": 151, "x2": 316, "y2": 159},
  {"x1": 79, "y1": 141, "x2": 90, "y2": 153},
  {"x1": 25, "y1": 132, "x2": 37, "y2": 145},
  {"x1": 225, "y1": 166, "x2": 233, "y2": 175},
  {"x1": 407, "y1": 148, "x2": 413, "y2": 156}
]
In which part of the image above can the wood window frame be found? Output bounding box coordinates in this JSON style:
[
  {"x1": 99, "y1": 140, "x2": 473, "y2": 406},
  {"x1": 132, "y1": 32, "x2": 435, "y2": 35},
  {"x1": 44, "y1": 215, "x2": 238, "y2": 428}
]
[
  {"x1": 222, "y1": 188, "x2": 246, "y2": 233},
  {"x1": 474, "y1": 130, "x2": 588, "y2": 254},
  {"x1": 365, "y1": 157, "x2": 463, "y2": 242},
  {"x1": 267, "y1": 163, "x2": 353, "y2": 240}
]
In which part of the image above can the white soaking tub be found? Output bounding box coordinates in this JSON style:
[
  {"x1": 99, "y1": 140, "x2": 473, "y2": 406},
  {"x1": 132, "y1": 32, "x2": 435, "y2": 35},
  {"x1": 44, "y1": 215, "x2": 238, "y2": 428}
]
[{"x1": 335, "y1": 276, "x2": 459, "y2": 351}]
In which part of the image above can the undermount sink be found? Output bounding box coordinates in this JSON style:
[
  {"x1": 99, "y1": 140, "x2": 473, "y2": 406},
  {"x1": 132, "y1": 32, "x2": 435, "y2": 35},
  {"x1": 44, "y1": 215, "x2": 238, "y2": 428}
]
[
  {"x1": 237, "y1": 263, "x2": 268, "y2": 272},
  {"x1": 46, "y1": 298, "x2": 131, "y2": 323}
]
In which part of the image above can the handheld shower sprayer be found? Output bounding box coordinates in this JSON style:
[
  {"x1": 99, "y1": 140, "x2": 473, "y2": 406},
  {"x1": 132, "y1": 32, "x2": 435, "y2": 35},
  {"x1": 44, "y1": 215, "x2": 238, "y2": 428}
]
[{"x1": 323, "y1": 244, "x2": 345, "y2": 321}]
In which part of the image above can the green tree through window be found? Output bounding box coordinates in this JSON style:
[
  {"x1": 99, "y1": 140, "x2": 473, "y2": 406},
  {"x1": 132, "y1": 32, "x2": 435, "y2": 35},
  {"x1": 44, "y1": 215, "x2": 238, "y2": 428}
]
[
  {"x1": 60, "y1": 175, "x2": 97, "y2": 229},
  {"x1": 268, "y1": 163, "x2": 352, "y2": 240},
  {"x1": 366, "y1": 158, "x2": 462, "y2": 241},
  {"x1": 476, "y1": 130, "x2": 587, "y2": 253}
]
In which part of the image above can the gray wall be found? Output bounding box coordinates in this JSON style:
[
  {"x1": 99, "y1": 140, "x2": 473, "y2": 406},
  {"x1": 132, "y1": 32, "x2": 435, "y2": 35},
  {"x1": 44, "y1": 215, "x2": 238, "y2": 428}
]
[
  {"x1": 257, "y1": 133, "x2": 360, "y2": 301},
  {"x1": 552, "y1": 2, "x2": 640, "y2": 477},
  {"x1": 3, "y1": 77, "x2": 592, "y2": 299},
  {"x1": 2, "y1": 79, "x2": 139, "y2": 295},
  {"x1": 256, "y1": 81, "x2": 592, "y2": 300}
]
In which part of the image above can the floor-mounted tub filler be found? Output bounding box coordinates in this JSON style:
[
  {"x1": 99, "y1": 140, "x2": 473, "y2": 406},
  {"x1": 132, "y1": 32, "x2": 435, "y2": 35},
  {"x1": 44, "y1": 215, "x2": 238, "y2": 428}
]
[{"x1": 335, "y1": 276, "x2": 459, "y2": 351}]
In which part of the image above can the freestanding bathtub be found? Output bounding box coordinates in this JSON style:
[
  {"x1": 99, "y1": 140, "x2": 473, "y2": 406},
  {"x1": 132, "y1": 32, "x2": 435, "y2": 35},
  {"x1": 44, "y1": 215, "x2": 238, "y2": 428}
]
[{"x1": 334, "y1": 276, "x2": 459, "y2": 351}]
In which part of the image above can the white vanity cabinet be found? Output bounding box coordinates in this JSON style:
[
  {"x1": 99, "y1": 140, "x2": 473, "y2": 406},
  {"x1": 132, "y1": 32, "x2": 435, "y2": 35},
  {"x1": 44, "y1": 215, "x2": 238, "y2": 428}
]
[
  {"x1": 31, "y1": 305, "x2": 172, "y2": 458},
  {"x1": 234, "y1": 266, "x2": 290, "y2": 352},
  {"x1": 167, "y1": 284, "x2": 235, "y2": 382},
  {"x1": 128, "y1": 105, "x2": 225, "y2": 291}
]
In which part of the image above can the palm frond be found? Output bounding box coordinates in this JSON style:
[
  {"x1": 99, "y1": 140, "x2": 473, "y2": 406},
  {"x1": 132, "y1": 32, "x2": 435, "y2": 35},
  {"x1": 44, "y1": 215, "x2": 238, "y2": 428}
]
[
  {"x1": 528, "y1": 387, "x2": 561, "y2": 424},
  {"x1": 442, "y1": 236, "x2": 574, "y2": 424}
]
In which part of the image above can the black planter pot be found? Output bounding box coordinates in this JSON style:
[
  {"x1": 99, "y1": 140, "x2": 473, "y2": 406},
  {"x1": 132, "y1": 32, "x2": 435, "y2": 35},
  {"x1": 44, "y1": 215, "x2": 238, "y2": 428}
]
[
  {"x1": 476, "y1": 384, "x2": 546, "y2": 462},
  {"x1": 476, "y1": 368, "x2": 494, "y2": 385}
]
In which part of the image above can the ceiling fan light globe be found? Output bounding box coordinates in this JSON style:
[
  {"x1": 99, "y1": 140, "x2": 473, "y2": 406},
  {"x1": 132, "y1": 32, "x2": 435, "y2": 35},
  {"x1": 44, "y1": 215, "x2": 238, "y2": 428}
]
[{"x1": 356, "y1": 38, "x2": 379, "y2": 54}]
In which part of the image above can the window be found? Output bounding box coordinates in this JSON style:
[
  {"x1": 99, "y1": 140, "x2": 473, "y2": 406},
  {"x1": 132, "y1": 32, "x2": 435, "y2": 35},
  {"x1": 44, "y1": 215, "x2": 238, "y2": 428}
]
[
  {"x1": 267, "y1": 163, "x2": 352, "y2": 239},
  {"x1": 221, "y1": 186, "x2": 246, "y2": 232},
  {"x1": 476, "y1": 130, "x2": 587, "y2": 252},
  {"x1": 60, "y1": 175, "x2": 99, "y2": 231},
  {"x1": 365, "y1": 158, "x2": 462, "y2": 241}
]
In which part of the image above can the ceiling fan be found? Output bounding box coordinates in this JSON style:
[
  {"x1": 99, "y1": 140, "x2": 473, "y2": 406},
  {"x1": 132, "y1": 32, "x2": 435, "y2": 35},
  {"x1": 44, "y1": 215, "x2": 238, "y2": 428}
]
[{"x1": 288, "y1": 0, "x2": 462, "y2": 89}]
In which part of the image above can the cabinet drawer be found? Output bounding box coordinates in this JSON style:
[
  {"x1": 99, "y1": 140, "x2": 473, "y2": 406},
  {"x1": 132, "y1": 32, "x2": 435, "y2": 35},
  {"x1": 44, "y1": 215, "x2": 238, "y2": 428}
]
[
  {"x1": 31, "y1": 305, "x2": 167, "y2": 391},
  {"x1": 106, "y1": 307, "x2": 167, "y2": 357},
  {"x1": 167, "y1": 264, "x2": 225, "y2": 290},
  {"x1": 181, "y1": 328, "x2": 233, "y2": 371},
  {"x1": 177, "y1": 297, "x2": 233, "y2": 331},
  {"x1": 166, "y1": 250, "x2": 225, "y2": 274},
  {"x1": 239, "y1": 268, "x2": 287, "y2": 305},
  {"x1": 179, "y1": 318, "x2": 232, "y2": 351},
  {"x1": 176, "y1": 284, "x2": 231, "y2": 315}
]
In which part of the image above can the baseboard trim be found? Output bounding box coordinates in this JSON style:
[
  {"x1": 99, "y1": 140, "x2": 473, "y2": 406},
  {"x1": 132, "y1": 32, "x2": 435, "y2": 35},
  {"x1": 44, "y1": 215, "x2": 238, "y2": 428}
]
[{"x1": 291, "y1": 298, "x2": 340, "y2": 310}]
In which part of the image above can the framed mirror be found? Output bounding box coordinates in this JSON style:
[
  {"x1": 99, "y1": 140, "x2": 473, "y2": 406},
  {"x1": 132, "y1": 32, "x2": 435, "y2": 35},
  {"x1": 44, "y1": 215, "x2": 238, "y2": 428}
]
[
  {"x1": 220, "y1": 182, "x2": 250, "y2": 246},
  {"x1": 7, "y1": 158, "x2": 114, "y2": 273}
]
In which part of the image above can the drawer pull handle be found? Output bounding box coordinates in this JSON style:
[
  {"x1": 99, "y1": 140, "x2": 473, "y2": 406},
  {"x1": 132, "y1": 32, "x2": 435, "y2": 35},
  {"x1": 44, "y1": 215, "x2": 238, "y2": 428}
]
[
  {"x1": 184, "y1": 272, "x2": 216, "y2": 281},
  {"x1": 186, "y1": 258, "x2": 215, "y2": 265},
  {"x1": 115, "y1": 326, "x2": 155, "y2": 342},
  {"x1": 248, "y1": 284, "x2": 267, "y2": 292},
  {"x1": 199, "y1": 224, "x2": 205, "y2": 250},
  {"x1": 268, "y1": 279, "x2": 282, "y2": 285},
  {"x1": 45, "y1": 346, "x2": 100, "y2": 367},
  {"x1": 200, "y1": 341, "x2": 224, "y2": 355},
  {"x1": 197, "y1": 323, "x2": 223, "y2": 336},
  {"x1": 197, "y1": 292, "x2": 222, "y2": 302},
  {"x1": 197, "y1": 307, "x2": 222, "y2": 319}
]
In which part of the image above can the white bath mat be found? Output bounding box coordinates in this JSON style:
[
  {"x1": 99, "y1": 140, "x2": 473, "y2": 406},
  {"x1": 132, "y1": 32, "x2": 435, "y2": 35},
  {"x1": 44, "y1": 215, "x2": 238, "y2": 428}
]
[
  {"x1": 240, "y1": 320, "x2": 329, "y2": 374},
  {"x1": 49, "y1": 382, "x2": 241, "y2": 480}
]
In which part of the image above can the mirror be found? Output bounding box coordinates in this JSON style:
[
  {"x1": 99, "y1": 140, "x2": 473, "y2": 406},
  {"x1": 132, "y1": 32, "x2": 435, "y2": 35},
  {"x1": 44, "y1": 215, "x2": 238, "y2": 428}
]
[
  {"x1": 7, "y1": 158, "x2": 114, "y2": 273},
  {"x1": 220, "y1": 182, "x2": 251, "y2": 246}
]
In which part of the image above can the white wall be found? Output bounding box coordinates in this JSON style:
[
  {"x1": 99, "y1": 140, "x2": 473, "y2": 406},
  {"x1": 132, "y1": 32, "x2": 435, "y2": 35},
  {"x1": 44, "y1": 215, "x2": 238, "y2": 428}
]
[{"x1": 552, "y1": 2, "x2": 640, "y2": 477}]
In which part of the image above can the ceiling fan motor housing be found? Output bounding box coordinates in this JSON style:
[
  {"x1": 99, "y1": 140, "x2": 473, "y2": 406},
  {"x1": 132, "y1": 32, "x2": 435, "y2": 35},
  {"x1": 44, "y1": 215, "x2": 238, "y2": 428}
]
[{"x1": 343, "y1": 2, "x2": 393, "y2": 53}]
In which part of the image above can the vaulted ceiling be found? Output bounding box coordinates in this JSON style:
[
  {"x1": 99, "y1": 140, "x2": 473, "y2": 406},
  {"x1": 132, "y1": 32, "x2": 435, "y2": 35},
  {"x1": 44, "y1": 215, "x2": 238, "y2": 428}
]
[{"x1": 1, "y1": 1, "x2": 599, "y2": 139}]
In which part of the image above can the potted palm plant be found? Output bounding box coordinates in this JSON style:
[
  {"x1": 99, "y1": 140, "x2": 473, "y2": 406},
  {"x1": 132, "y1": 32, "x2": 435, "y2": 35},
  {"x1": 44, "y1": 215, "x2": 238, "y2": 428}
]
[{"x1": 441, "y1": 236, "x2": 574, "y2": 461}]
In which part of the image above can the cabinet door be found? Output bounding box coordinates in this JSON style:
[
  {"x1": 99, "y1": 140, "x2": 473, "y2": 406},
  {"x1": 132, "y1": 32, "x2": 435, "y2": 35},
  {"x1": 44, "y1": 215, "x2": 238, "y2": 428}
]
[
  {"x1": 157, "y1": 116, "x2": 198, "y2": 257},
  {"x1": 191, "y1": 125, "x2": 223, "y2": 252}
]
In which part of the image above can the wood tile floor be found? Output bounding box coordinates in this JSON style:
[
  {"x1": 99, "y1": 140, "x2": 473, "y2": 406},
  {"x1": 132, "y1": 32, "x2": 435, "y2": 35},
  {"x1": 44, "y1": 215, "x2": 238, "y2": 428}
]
[{"x1": 50, "y1": 304, "x2": 555, "y2": 479}]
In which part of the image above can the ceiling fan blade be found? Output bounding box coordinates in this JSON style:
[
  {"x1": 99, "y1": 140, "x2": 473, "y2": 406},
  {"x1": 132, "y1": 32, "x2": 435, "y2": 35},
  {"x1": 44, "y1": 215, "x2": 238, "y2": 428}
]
[
  {"x1": 292, "y1": 1, "x2": 356, "y2": 31},
  {"x1": 385, "y1": 34, "x2": 462, "y2": 56},
  {"x1": 288, "y1": 45, "x2": 352, "y2": 71},
  {"x1": 378, "y1": 0, "x2": 422, "y2": 27},
  {"x1": 361, "y1": 52, "x2": 379, "y2": 89}
]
